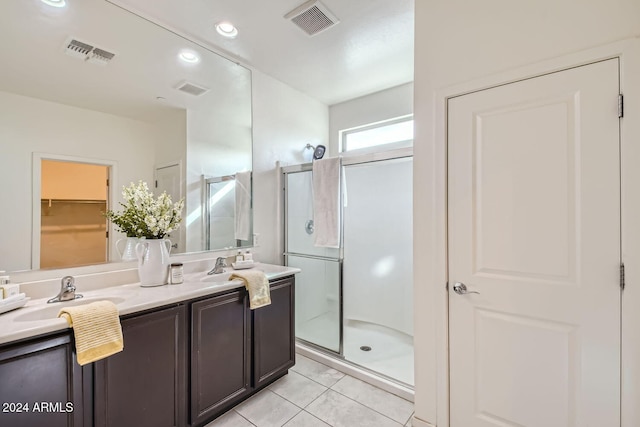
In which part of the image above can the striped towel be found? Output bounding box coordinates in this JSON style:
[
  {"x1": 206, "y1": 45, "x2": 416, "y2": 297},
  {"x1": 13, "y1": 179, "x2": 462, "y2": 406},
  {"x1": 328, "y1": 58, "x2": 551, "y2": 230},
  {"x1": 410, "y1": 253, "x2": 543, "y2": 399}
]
[{"x1": 59, "y1": 301, "x2": 124, "y2": 366}]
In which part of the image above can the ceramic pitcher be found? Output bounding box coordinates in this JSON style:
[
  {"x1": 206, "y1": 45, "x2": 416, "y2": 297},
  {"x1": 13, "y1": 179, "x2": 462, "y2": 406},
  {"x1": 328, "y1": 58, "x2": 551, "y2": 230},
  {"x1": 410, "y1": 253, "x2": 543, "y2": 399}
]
[
  {"x1": 135, "y1": 239, "x2": 172, "y2": 287},
  {"x1": 116, "y1": 237, "x2": 144, "y2": 261}
]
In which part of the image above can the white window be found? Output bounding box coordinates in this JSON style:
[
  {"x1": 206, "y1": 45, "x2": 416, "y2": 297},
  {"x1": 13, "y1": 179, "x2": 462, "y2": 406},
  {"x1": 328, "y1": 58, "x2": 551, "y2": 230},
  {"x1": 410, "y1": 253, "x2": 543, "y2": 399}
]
[{"x1": 340, "y1": 115, "x2": 413, "y2": 153}]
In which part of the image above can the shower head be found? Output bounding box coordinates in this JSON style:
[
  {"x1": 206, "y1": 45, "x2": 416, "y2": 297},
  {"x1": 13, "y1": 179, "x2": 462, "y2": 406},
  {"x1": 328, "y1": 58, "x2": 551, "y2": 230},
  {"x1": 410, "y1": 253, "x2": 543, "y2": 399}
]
[{"x1": 313, "y1": 145, "x2": 326, "y2": 160}]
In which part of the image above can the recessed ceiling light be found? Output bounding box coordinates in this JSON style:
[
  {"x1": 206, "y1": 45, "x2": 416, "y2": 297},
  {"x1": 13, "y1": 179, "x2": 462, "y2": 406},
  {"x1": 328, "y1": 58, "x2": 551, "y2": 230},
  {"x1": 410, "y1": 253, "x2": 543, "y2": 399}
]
[
  {"x1": 41, "y1": 0, "x2": 67, "y2": 7},
  {"x1": 215, "y1": 21, "x2": 238, "y2": 38},
  {"x1": 178, "y1": 50, "x2": 200, "y2": 64}
]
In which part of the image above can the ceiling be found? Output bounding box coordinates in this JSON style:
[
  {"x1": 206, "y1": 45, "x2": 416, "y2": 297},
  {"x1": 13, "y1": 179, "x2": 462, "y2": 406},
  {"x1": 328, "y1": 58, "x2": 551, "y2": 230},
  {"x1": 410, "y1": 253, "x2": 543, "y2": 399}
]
[
  {"x1": 0, "y1": 0, "x2": 413, "y2": 122},
  {"x1": 0, "y1": 0, "x2": 250, "y2": 123},
  {"x1": 109, "y1": 0, "x2": 415, "y2": 106}
]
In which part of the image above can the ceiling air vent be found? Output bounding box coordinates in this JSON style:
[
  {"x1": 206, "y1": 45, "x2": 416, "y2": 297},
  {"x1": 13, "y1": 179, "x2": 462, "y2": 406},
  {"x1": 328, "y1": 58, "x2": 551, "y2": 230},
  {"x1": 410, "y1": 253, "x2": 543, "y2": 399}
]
[
  {"x1": 87, "y1": 48, "x2": 116, "y2": 66},
  {"x1": 175, "y1": 81, "x2": 209, "y2": 96},
  {"x1": 62, "y1": 37, "x2": 116, "y2": 66},
  {"x1": 64, "y1": 39, "x2": 93, "y2": 59},
  {"x1": 285, "y1": 0, "x2": 339, "y2": 36}
]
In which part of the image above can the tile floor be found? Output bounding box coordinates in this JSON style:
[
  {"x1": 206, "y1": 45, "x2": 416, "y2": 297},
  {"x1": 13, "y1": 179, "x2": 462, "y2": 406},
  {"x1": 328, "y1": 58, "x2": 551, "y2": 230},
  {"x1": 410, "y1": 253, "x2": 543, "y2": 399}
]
[{"x1": 205, "y1": 354, "x2": 414, "y2": 427}]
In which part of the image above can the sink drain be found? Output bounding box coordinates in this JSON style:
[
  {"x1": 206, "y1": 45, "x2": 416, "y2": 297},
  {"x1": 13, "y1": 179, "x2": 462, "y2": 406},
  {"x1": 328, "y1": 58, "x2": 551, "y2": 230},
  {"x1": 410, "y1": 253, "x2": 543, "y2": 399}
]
[{"x1": 360, "y1": 346, "x2": 372, "y2": 352}]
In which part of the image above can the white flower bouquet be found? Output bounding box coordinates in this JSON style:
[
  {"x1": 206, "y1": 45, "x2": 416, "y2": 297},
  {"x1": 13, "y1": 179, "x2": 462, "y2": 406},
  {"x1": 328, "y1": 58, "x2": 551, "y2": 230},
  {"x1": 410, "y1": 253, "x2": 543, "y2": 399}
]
[{"x1": 105, "y1": 181, "x2": 184, "y2": 239}]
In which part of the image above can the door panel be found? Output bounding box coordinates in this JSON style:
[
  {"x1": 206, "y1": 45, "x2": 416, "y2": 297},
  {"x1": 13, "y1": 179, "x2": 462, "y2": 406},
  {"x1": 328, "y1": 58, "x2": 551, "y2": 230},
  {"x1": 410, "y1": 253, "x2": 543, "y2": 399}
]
[
  {"x1": 285, "y1": 170, "x2": 340, "y2": 259},
  {"x1": 156, "y1": 164, "x2": 182, "y2": 252},
  {"x1": 448, "y1": 59, "x2": 620, "y2": 427}
]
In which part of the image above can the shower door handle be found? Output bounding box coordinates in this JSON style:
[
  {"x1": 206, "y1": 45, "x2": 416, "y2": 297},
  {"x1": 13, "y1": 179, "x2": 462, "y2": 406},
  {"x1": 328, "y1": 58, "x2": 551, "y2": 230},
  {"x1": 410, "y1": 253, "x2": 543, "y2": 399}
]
[{"x1": 452, "y1": 282, "x2": 480, "y2": 295}]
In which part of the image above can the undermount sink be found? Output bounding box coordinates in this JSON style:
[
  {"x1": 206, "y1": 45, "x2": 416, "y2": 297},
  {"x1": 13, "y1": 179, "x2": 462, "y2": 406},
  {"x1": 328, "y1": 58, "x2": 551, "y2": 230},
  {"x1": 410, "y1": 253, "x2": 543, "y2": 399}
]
[
  {"x1": 14, "y1": 296, "x2": 127, "y2": 322},
  {"x1": 199, "y1": 272, "x2": 236, "y2": 283}
]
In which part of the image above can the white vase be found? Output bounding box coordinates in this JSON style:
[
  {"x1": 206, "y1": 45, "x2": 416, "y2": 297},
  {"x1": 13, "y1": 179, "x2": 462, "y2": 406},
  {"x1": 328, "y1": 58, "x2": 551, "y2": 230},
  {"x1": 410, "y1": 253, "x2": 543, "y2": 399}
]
[
  {"x1": 116, "y1": 237, "x2": 145, "y2": 261},
  {"x1": 135, "y1": 239, "x2": 172, "y2": 287}
]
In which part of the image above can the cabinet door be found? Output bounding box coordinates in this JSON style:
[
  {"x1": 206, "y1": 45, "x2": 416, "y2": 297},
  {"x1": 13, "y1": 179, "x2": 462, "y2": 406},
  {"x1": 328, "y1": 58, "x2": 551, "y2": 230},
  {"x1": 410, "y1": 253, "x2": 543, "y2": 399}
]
[
  {"x1": 94, "y1": 304, "x2": 187, "y2": 427},
  {"x1": 0, "y1": 333, "x2": 84, "y2": 427},
  {"x1": 191, "y1": 289, "x2": 251, "y2": 425},
  {"x1": 253, "y1": 276, "x2": 296, "y2": 388}
]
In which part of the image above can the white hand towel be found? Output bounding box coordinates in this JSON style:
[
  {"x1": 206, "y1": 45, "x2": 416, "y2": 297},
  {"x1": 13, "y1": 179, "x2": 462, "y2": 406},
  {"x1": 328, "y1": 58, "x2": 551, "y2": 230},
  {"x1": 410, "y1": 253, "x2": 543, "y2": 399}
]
[
  {"x1": 229, "y1": 270, "x2": 271, "y2": 309},
  {"x1": 313, "y1": 157, "x2": 341, "y2": 248},
  {"x1": 235, "y1": 171, "x2": 252, "y2": 241}
]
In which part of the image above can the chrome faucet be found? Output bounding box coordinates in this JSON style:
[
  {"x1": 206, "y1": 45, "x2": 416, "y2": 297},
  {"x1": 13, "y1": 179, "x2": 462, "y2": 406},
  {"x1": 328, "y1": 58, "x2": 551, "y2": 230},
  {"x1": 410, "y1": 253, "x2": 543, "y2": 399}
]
[
  {"x1": 207, "y1": 257, "x2": 227, "y2": 275},
  {"x1": 47, "y1": 276, "x2": 83, "y2": 303}
]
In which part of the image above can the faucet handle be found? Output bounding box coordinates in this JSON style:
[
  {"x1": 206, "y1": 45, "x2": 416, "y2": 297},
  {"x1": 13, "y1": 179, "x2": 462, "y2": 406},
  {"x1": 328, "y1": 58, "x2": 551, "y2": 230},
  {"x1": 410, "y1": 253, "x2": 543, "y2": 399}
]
[
  {"x1": 61, "y1": 276, "x2": 75, "y2": 290},
  {"x1": 216, "y1": 257, "x2": 227, "y2": 266},
  {"x1": 48, "y1": 276, "x2": 81, "y2": 303}
]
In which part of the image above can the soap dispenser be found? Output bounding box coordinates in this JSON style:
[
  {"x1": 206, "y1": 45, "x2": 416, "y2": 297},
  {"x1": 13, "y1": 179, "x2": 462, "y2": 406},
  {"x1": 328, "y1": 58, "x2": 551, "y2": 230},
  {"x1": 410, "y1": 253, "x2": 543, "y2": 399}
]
[
  {"x1": 236, "y1": 250, "x2": 244, "y2": 263},
  {"x1": 244, "y1": 250, "x2": 253, "y2": 261}
]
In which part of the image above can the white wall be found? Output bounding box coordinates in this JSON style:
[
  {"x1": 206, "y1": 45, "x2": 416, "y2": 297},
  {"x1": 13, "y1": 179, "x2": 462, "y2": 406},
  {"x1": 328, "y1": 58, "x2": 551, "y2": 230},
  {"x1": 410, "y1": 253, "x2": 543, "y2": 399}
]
[
  {"x1": 413, "y1": 1, "x2": 640, "y2": 426},
  {"x1": 251, "y1": 70, "x2": 329, "y2": 264},
  {"x1": 342, "y1": 158, "x2": 413, "y2": 336},
  {"x1": 329, "y1": 82, "x2": 413, "y2": 155},
  {"x1": 0, "y1": 91, "x2": 163, "y2": 271}
]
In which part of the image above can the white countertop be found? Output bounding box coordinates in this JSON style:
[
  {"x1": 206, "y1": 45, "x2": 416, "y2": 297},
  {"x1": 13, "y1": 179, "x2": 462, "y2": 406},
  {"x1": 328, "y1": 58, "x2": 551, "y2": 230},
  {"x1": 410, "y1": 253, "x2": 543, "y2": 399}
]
[{"x1": 0, "y1": 263, "x2": 300, "y2": 346}]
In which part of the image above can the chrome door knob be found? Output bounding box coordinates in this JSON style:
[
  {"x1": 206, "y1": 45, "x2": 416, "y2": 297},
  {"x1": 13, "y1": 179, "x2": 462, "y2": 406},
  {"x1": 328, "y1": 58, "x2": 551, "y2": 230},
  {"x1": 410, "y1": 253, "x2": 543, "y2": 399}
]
[{"x1": 453, "y1": 282, "x2": 480, "y2": 295}]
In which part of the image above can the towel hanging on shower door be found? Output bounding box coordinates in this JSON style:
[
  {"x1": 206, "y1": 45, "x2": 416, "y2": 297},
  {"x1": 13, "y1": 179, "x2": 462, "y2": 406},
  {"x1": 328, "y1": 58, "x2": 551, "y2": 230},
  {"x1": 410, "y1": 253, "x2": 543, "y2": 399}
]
[
  {"x1": 312, "y1": 157, "x2": 340, "y2": 248},
  {"x1": 235, "y1": 171, "x2": 252, "y2": 241}
]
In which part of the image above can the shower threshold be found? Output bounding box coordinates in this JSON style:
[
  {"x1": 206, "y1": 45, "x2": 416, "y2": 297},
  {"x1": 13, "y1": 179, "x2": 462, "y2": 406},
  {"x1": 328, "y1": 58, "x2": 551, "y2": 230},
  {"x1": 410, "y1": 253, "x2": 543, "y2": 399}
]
[{"x1": 295, "y1": 340, "x2": 414, "y2": 402}]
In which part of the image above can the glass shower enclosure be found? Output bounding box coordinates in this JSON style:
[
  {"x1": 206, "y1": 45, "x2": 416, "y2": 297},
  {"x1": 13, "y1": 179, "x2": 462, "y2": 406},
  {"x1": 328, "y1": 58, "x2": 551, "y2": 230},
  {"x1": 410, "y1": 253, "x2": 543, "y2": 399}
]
[{"x1": 283, "y1": 150, "x2": 414, "y2": 385}]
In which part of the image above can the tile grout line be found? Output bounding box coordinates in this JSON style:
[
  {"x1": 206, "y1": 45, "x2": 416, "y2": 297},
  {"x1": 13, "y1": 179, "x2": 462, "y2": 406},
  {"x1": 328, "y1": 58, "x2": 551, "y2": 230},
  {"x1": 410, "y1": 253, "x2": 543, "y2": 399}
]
[
  {"x1": 288, "y1": 367, "x2": 345, "y2": 389},
  {"x1": 298, "y1": 386, "x2": 404, "y2": 427},
  {"x1": 289, "y1": 360, "x2": 411, "y2": 425},
  {"x1": 325, "y1": 387, "x2": 406, "y2": 426},
  {"x1": 301, "y1": 409, "x2": 334, "y2": 427},
  {"x1": 292, "y1": 368, "x2": 411, "y2": 425},
  {"x1": 233, "y1": 408, "x2": 258, "y2": 426},
  {"x1": 279, "y1": 404, "x2": 304, "y2": 427}
]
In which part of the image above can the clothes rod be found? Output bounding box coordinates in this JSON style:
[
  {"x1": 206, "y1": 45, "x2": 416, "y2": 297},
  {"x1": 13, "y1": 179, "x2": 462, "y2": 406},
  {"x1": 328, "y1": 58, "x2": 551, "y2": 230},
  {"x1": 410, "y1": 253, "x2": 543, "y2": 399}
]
[{"x1": 41, "y1": 199, "x2": 107, "y2": 204}]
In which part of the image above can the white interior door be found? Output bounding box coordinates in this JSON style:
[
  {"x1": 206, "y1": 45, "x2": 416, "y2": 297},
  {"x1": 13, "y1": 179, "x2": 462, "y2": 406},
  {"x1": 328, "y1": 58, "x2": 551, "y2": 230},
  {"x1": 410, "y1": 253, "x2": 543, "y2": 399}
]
[
  {"x1": 155, "y1": 163, "x2": 182, "y2": 253},
  {"x1": 448, "y1": 59, "x2": 621, "y2": 427}
]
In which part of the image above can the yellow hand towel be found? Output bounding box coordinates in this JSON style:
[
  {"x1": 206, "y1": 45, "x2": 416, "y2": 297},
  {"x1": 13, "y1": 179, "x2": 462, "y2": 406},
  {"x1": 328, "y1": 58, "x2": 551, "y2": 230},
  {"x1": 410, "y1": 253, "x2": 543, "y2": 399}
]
[
  {"x1": 229, "y1": 270, "x2": 271, "y2": 309},
  {"x1": 59, "y1": 301, "x2": 124, "y2": 366}
]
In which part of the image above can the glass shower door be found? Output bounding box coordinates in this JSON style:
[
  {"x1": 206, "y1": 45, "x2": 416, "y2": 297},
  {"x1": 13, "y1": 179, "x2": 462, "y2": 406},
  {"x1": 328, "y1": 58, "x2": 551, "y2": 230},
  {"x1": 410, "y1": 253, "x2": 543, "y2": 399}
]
[{"x1": 285, "y1": 169, "x2": 341, "y2": 353}]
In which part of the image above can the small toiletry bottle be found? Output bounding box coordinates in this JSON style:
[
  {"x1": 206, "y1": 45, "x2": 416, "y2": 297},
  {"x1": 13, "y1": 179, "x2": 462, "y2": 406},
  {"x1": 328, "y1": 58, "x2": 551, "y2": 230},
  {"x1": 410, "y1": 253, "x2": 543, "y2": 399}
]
[
  {"x1": 236, "y1": 250, "x2": 244, "y2": 263},
  {"x1": 244, "y1": 250, "x2": 253, "y2": 261},
  {"x1": 169, "y1": 263, "x2": 184, "y2": 285}
]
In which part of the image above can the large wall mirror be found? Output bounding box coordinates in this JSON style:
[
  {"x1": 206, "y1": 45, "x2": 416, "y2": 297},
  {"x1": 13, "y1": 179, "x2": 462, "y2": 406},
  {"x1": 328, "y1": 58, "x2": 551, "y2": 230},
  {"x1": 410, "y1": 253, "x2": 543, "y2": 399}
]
[{"x1": 0, "y1": 0, "x2": 252, "y2": 272}]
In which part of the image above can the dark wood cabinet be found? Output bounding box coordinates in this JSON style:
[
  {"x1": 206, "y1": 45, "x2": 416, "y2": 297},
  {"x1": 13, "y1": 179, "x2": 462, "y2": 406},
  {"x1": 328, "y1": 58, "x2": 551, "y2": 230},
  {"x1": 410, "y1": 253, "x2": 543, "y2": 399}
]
[
  {"x1": 190, "y1": 275, "x2": 296, "y2": 426},
  {"x1": 0, "y1": 332, "x2": 85, "y2": 427},
  {"x1": 190, "y1": 289, "x2": 251, "y2": 425},
  {"x1": 93, "y1": 304, "x2": 187, "y2": 427},
  {"x1": 0, "y1": 274, "x2": 296, "y2": 427},
  {"x1": 253, "y1": 275, "x2": 295, "y2": 389}
]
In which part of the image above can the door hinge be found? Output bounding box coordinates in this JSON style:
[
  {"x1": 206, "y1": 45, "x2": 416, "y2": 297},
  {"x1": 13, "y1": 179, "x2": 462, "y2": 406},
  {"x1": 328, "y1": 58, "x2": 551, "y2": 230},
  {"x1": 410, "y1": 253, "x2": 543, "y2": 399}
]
[
  {"x1": 106, "y1": 178, "x2": 109, "y2": 187},
  {"x1": 620, "y1": 263, "x2": 625, "y2": 290},
  {"x1": 106, "y1": 231, "x2": 109, "y2": 238},
  {"x1": 155, "y1": 180, "x2": 158, "y2": 188},
  {"x1": 446, "y1": 281, "x2": 449, "y2": 291},
  {"x1": 618, "y1": 94, "x2": 624, "y2": 118}
]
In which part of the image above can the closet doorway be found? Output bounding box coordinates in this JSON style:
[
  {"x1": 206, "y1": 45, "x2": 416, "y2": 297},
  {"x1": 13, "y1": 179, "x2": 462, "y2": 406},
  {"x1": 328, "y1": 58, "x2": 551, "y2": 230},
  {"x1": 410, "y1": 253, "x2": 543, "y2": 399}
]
[
  {"x1": 447, "y1": 59, "x2": 621, "y2": 426},
  {"x1": 35, "y1": 157, "x2": 111, "y2": 269}
]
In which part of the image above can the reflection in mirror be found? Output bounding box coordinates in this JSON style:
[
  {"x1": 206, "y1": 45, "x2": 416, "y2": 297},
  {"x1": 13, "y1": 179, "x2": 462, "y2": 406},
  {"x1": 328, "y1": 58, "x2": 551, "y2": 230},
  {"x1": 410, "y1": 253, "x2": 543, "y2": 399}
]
[
  {"x1": 205, "y1": 172, "x2": 253, "y2": 251},
  {"x1": 40, "y1": 159, "x2": 109, "y2": 269},
  {"x1": 0, "y1": 0, "x2": 252, "y2": 273}
]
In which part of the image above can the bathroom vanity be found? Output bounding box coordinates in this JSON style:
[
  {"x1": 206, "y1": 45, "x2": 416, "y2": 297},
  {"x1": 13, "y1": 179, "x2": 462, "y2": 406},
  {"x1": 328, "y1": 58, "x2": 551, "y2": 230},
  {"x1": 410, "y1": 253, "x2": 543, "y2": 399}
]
[{"x1": 0, "y1": 265, "x2": 297, "y2": 427}]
